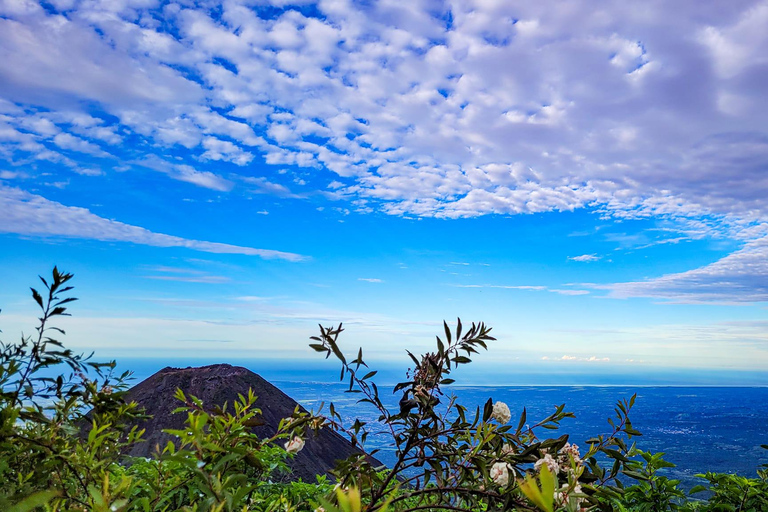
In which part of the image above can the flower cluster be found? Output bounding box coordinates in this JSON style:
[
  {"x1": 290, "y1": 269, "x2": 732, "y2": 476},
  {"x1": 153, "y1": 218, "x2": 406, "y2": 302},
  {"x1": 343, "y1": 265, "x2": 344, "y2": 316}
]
[
  {"x1": 490, "y1": 461, "x2": 511, "y2": 486},
  {"x1": 534, "y1": 453, "x2": 560, "y2": 475},
  {"x1": 543, "y1": 442, "x2": 585, "y2": 509},
  {"x1": 533, "y1": 443, "x2": 582, "y2": 476},
  {"x1": 560, "y1": 442, "x2": 581, "y2": 465},
  {"x1": 491, "y1": 401, "x2": 511, "y2": 424}
]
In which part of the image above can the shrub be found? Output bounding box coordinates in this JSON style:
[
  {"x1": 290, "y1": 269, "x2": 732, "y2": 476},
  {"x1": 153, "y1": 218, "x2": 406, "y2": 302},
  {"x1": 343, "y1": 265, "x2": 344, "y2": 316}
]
[{"x1": 1, "y1": 268, "x2": 766, "y2": 511}]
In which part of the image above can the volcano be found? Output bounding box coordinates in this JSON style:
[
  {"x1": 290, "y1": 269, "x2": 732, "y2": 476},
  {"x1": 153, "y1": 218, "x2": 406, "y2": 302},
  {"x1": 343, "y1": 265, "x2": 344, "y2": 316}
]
[{"x1": 122, "y1": 363, "x2": 381, "y2": 482}]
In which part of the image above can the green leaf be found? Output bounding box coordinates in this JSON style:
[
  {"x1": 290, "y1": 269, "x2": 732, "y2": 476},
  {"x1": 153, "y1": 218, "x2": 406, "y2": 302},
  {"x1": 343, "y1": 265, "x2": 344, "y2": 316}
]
[
  {"x1": 519, "y1": 468, "x2": 554, "y2": 512},
  {"x1": 30, "y1": 288, "x2": 44, "y2": 309},
  {"x1": 8, "y1": 490, "x2": 60, "y2": 512},
  {"x1": 539, "y1": 465, "x2": 556, "y2": 510},
  {"x1": 622, "y1": 470, "x2": 650, "y2": 481},
  {"x1": 329, "y1": 340, "x2": 346, "y2": 364},
  {"x1": 483, "y1": 398, "x2": 493, "y2": 421}
]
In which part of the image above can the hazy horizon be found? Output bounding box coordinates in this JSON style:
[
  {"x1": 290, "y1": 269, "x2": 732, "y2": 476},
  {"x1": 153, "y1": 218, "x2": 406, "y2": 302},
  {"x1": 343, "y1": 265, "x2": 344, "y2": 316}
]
[{"x1": 1, "y1": 0, "x2": 767, "y2": 385}]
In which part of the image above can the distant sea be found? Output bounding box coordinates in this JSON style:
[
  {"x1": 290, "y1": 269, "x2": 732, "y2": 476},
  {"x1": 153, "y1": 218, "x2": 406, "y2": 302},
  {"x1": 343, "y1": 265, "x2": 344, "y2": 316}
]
[
  {"x1": 275, "y1": 382, "x2": 768, "y2": 490},
  {"x1": 121, "y1": 361, "x2": 768, "y2": 491}
]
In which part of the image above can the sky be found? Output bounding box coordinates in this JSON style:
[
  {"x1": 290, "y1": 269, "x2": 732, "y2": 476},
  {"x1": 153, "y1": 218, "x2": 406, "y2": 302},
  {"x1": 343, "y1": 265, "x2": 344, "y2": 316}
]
[{"x1": 0, "y1": 0, "x2": 767, "y2": 385}]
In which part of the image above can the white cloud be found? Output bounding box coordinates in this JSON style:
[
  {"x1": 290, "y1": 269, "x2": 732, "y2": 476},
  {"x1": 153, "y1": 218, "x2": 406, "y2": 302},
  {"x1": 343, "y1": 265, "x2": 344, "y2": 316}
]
[
  {"x1": 549, "y1": 289, "x2": 590, "y2": 296},
  {"x1": 1, "y1": 0, "x2": 764, "y2": 222},
  {"x1": 0, "y1": 185, "x2": 306, "y2": 261},
  {"x1": 454, "y1": 284, "x2": 547, "y2": 291},
  {"x1": 453, "y1": 283, "x2": 588, "y2": 296},
  {"x1": 136, "y1": 157, "x2": 233, "y2": 192},
  {"x1": 242, "y1": 176, "x2": 303, "y2": 198},
  {"x1": 568, "y1": 254, "x2": 600, "y2": 262},
  {"x1": 0, "y1": 170, "x2": 29, "y2": 180},
  {"x1": 542, "y1": 355, "x2": 610, "y2": 362},
  {"x1": 608, "y1": 237, "x2": 768, "y2": 303},
  {"x1": 52, "y1": 132, "x2": 109, "y2": 157},
  {"x1": 73, "y1": 167, "x2": 104, "y2": 176},
  {"x1": 200, "y1": 137, "x2": 254, "y2": 166},
  {"x1": 0, "y1": 0, "x2": 767, "y2": 302},
  {"x1": 143, "y1": 274, "x2": 231, "y2": 284},
  {"x1": 358, "y1": 278, "x2": 383, "y2": 283}
]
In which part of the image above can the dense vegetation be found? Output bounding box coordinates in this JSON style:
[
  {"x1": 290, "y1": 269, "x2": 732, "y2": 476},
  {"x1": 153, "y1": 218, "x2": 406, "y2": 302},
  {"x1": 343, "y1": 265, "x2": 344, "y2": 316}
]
[{"x1": 1, "y1": 268, "x2": 767, "y2": 511}]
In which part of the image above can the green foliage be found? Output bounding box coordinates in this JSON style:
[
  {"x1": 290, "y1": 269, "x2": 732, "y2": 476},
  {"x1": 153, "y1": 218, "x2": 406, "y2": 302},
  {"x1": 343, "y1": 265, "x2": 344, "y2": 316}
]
[
  {"x1": 0, "y1": 268, "x2": 328, "y2": 511},
  {"x1": 607, "y1": 450, "x2": 686, "y2": 511},
  {"x1": 0, "y1": 267, "x2": 143, "y2": 510},
  {"x1": 689, "y1": 470, "x2": 768, "y2": 511},
  {"x1": 1, "y1": 268, "x2": 767, "y2": 512},
  {"x1": 309, "y1": 321, "x2": 647, "y2": 511}
]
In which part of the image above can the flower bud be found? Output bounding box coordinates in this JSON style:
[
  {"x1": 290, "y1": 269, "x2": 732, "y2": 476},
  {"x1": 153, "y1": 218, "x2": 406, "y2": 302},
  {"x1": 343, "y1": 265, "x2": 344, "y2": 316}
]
[{"x1": 284, "y1": 435, "x2": 305, "y2": 454}]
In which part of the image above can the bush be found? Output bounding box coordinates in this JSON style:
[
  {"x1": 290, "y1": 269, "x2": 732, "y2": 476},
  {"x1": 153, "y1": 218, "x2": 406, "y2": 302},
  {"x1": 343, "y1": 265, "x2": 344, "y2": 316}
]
[{"x1": 1, "y1": 268, "x2": 766, "y2": 511}]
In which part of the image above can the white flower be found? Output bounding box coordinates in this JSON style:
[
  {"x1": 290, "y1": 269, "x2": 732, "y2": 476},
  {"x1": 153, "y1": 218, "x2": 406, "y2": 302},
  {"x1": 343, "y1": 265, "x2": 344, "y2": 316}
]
[
  {"x1": 534, "y1": 453, "x2": 560, "y2": 475},
  {"x1": 560, "y1": 442, "x2": 581, "y2": 464},
  {"x1": 501, "y1": 443, "x2": 515, "y2": 455},
  {"x1": 284, "y1": 436, "x2": 305, "y2": 454},
  {"x1": 491, "y1": 401, "x2": 511, "y2": 424},
  {"x1": 490, "y1": 461, "x2": 511, "y2": 486}
]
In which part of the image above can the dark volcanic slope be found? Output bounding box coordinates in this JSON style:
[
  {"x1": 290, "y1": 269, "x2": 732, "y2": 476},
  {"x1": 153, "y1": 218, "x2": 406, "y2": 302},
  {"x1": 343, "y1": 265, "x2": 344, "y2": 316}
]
[{"x1": 124, "y1": 364, "x2": 380, "y2": 482}]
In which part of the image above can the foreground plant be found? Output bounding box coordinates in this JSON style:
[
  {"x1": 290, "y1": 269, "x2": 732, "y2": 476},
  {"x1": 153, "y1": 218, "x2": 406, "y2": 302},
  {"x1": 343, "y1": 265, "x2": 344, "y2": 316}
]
[
  {"x1": 0, "y1": 268, "x2": 327, "y2": 512},
  {"x1": 2, "y1": 268, "x2": 767, "y2": 512},
  {"x1": 0, "y1": 267, "x2": 143, "y2": 510},
  {"x1": 308, "y1": 322, "x2": 644, "y2": 511}
]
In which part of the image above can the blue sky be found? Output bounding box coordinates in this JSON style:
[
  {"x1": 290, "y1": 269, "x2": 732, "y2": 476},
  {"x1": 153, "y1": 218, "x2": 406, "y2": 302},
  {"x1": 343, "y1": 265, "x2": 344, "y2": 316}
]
[{"x1": 1, "y1": 0, "x2": 767, "y2": 384}]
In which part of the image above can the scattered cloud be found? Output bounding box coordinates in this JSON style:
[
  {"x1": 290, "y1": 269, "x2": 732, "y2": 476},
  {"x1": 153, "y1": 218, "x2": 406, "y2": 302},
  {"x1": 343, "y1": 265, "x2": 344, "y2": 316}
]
[
  {"x1": 200, "y1": 137, "x2": 254, "y2": 166},
  {"x1": 549, "y1": 289, "x2": 590, "y2": 296},
  {"x1": 358, "y1": 278, "x2": 384, "y2": 283},
  {"x1": 141, "y1": 266, "x2": 232, "y2": 284},
  {"x1": 73, "y1": 167, "x2": 104, "y2": 177},
  {"x1": 454, "y1": 284, "x2": 547, "y2": 291},
  {"x1": 542, "y1": 355, "x2": 611, "y2": 362},
  {"x1": 0, "y1": 0, "x2": 766, "y2": 225},
  {"x1": 453, "y1": 283, "x2": 589, "y2": 296},
  {"x1": 136, "y1": 157, "x2": 233, "y2": 192},
  {"x1": 242, "y1": 177, "x2": 304, "y2": 198},
  {"x1": 1, "y1": 0, "x2": 767, "y2": 302},
  {"x1": 143, "y1": 274, "x2": 231, "y2": 284},
  {"x1": 568, "y1": 254, "x2": 601, "y2": 262}
]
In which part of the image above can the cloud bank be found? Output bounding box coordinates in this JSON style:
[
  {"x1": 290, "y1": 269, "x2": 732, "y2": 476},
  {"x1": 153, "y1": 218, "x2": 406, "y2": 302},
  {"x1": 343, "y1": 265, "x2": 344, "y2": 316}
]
[
  {"x1": 609, "y1": 237, "x2": 768, "y2": 303},
  {"x1": 1, "y1": 0, "x2": 768, "y2": 300},
  {"x1": 0, "y1": 185, "x2": 305, "y2": 261}
]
